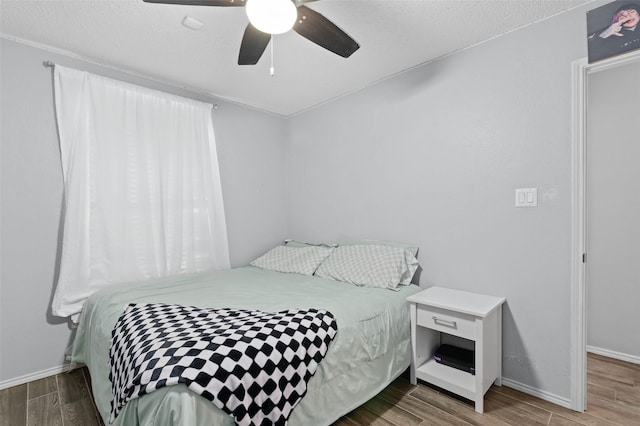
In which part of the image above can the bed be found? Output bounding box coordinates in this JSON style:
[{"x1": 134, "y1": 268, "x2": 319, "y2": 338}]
[{"x1": 72, "y1": 246, "x2": 422, "y2": 425}]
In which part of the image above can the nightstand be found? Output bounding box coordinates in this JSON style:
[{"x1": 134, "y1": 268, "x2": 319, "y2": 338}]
[{"x1": 407, "y1": 286, "x2": 505, "y2": 413}]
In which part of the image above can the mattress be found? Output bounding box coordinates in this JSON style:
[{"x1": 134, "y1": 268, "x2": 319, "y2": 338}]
[{"x1": 72, "y1": 266, "x2": 422, "y2": 425}]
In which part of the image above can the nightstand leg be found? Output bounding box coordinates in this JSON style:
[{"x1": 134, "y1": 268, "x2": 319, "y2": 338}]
[
  {"x1": 494, "y1": 305, "x2": 503, "y2": 386},
  {"x1": 475, "y1": 399, "x2": 484, "y2": 414},
  {"x1": 410, "y1": 303, "x2": 417, "y2": 385}
]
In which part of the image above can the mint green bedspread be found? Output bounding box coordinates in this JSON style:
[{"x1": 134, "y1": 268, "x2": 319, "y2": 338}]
[{"x1": 72, "y1": 266, "x2": 421, "y2": 425}]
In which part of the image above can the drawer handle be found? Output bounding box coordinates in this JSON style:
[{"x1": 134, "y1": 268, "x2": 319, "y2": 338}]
[{"x1": 432, "y1": 316, "x2": 457, "y2": 328}]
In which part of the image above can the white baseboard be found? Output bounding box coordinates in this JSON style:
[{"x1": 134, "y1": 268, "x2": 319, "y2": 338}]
[
  {"x1": 0, "y1": 364, "x2": 72, "y2": 391},
  {"x1": 502, "y1": 378, "x2": 573, "y2": 410},
  {"x1": 587, "y1": 345, "x2": 640, "y2": 365}
]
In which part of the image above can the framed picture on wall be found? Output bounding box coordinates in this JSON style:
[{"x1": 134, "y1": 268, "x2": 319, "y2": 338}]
[{"x1": 587, "y1": 0, "x2": 640, "y2": 63}]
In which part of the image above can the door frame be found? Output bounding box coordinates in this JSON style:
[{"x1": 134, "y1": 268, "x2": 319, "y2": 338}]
[{"x1": 570, "y1": 49, "x2": 640, "y2": 412}]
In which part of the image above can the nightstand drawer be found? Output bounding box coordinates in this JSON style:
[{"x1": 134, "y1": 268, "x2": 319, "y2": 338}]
[{"x1": 416, "y1": 305, "x2": 476, "y2": 340}]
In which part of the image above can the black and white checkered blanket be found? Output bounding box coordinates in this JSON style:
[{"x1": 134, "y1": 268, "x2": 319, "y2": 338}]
[{"x1": 109, "y1": 303, "x2": 338, "y2": 425}]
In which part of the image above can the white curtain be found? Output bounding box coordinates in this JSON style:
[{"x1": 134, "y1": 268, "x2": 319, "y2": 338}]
[{"x1": 51, "y1": 66, "x2": 230, "y2": 320}]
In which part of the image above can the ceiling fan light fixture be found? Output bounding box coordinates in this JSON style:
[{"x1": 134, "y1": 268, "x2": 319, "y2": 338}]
[{"x1": 245, "y1": 0, "x2": 297, "y2": 35}]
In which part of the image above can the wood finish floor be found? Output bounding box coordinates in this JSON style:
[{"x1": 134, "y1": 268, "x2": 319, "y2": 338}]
[{"x1": 1, "y1": 353, "x2": 638, "y2": 425}]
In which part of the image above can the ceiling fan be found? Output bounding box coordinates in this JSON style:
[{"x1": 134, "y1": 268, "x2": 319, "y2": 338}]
[{"x1": 142, "y1": 0, "x2": 360, "y2": 65}]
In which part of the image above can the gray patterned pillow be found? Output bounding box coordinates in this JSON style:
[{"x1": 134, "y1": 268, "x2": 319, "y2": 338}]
[
  {"x1": 338, "y1": 239, "x2": 419, "y2": 257},
  {"x1": 251, "y1": 245, "x2": 334, "y2": 275},
  {"x1": 314, "y1": 244, "x2": 419, "y2": 289}
]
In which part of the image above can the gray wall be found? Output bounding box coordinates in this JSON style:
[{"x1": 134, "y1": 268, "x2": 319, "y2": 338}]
[
  {"x1": 587, "y1": 60, "x2": 640, "y2": 359},
  {"x1": 0, "y1": 38, "x2": 288, "y2": 382},
  {"x1": 285, "y1": 4, "x2": 593, "y2": 401}
]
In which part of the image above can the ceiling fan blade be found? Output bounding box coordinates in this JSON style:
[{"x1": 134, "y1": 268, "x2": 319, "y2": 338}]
[
  {"x1": 142, "y1": 0, "x2": 245, "y2": 6},
  {"x1": 238, "y1": 24, "x2": 271, "y2": 65},
  {"x1": 293, "y1": 5, "x2": 359, "y2": 58}
]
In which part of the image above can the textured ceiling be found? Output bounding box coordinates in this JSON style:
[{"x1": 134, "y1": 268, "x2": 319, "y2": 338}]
[{"x1": 1, "y1": 0, "x2": 592, "y2": 116}]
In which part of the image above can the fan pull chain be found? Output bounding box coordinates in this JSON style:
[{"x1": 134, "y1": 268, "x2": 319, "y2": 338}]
[{"x1": 270, "y1": 35, "x2": 275, "y2": 76}]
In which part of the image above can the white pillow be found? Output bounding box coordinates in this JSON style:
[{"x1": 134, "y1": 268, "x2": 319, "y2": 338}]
[
  {"x1": 251, "y1": 245, "x2": 334, "y2": 275},
  {"x1": 314, "y1": 244, "x2": 419, "y2": 289}
]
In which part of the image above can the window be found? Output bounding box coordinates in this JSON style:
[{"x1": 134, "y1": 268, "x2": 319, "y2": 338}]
[{"x1": 50, "y1": 66, "x2": 230, "y2": 320}]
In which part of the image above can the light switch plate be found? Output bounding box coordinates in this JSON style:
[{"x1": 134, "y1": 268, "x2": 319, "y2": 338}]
[{"x1": 515, "y1": 188, "x2": 537, "y2": 207}]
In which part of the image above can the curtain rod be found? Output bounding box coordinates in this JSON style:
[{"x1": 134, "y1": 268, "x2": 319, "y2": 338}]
[{"x1": 41, "y1": 60, "x2": 219, "y2": 109}]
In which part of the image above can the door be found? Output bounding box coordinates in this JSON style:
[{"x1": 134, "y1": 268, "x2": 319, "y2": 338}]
[{"x1": 586, "y1": 59, "x2": 640, "y2": 362}]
